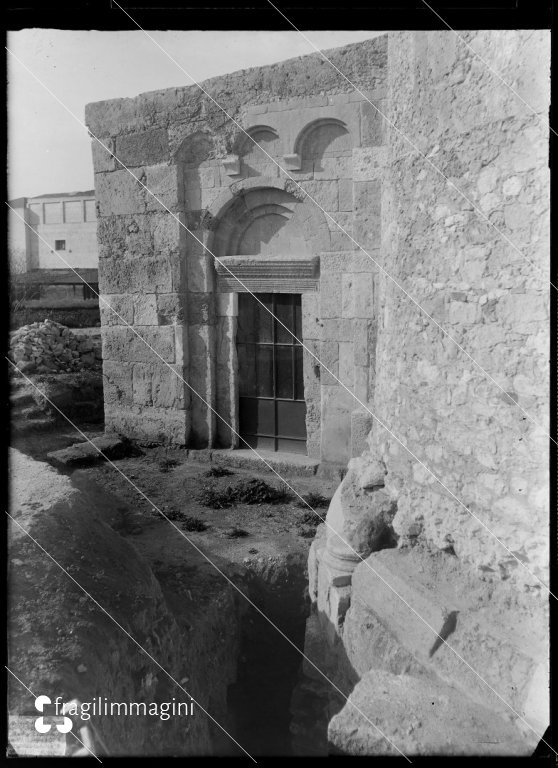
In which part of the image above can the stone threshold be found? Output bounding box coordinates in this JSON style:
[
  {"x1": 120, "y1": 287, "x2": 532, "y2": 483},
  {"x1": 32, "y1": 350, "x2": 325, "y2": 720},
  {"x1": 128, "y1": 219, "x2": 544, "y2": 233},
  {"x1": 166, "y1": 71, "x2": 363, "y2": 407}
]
[{"x1": 186, "y1": 448, "x2": 320, "y2": 478}]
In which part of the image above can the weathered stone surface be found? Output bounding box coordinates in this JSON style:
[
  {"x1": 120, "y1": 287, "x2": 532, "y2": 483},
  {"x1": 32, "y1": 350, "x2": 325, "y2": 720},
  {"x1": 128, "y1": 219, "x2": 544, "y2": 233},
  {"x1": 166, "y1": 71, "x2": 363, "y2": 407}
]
[
  {"x1": 318, "y1": 341, "x2": 338, "y2": 386},
  {"x1": 114, "y1": 127, "x2": 169, "y2": 167},
  {"x1": 9, "y1": 320, "x2": 100, "y2": 375},
  {"x1": 353, "y1": 147, "x2": 386, "y2": 181},
  {"x1": 95, "y1": 169, "x2": 147, "y2": 217},
  {"x1": 102, "y1": 326, "x2": 175, "y2": 363},
  {"x1": 328, "y1": 669, "x2": 535, "y2": 756},
  {"x1": 350, "y1": 549, "x2": 457, "y2": 663},
  {"x1": 99, "y1": 255, "x2": 174, "y2": 294},
  {"x1": 105, "y1": 404, "x2": 189, "y2": 445},
  {"x1": 46, "y1": 435, "x2": 142, "y2": 469},
  {"x1": 144, "y1": 164, "x2": 182, "y2": 213},
  {"x1": 187, "y1": 292, "x2": 216, "y2": 325},
  {"x1": 299, "y1": 180, "x2": 339, "y2": 211},
  {"x1": 360, "y1": 100, "x2": 386, "y2": 147},
  {"x1": 353, "y1": 181, "x2": 381, "y2": 251},
  {"x1": 85, "y1": 36, "x2": 387, "y2": 137},
  {"x1": 157, "y1": 293, "x2": 184, "y2": 324},
  {"x1": 323, "y1": 456, "x2": 396, "y2": 567},
  {"x1": 97, "y1": 212, "x2": 182, "y2": 261},
  {"x1": 103, "y1": 360, "x2": 134, "y2": 407},
  {"x1": 133, "y1": 294, "x2": 158, "y2": 325},
  {"x1": 350, "y1": 411, "x2": 374, "y2": 458},
  {"x1": 369, "y1": 29, "x2": 550, "y2": 590},
  {"x1": 132, "y1": 363, "x2": 185, "y2": 409},
  {"x1": 91, "y1": 137, "x2": 117, "y2": 173}
]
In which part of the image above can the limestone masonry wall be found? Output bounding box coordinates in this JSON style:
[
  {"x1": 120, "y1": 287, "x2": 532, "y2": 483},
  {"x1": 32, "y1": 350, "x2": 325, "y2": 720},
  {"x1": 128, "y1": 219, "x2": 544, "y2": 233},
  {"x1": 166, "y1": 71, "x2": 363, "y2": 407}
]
[
  {"x1": 377, "y1": 29, "x2": 549, "y2": 585},
  {"x1": 86, "y1": 37, "x2": 387, "y2": 462},
  {"x1": 87, "y1": 31, "x2": 550, "y2": 755},
  {"x1": 304, "y1": 30, "x2": 549, "y2": 756}
]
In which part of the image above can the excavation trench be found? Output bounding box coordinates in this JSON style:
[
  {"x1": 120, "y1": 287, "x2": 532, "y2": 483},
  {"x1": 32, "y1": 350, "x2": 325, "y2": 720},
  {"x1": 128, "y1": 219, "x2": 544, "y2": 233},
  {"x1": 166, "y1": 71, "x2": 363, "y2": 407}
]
[
  {"x1": 8, "y1": 447, "x2": 330, "y2": 757},
  {"x1": 225, "y1": 555, "x2": 310, "y2": 756}
]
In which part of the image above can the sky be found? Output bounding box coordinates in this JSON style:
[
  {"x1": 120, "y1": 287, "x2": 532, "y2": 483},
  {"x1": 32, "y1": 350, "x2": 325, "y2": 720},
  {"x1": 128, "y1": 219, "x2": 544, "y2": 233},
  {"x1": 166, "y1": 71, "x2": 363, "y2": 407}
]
[{"x1": 7, "y1": 29, "x2": 385, "y2": 199}]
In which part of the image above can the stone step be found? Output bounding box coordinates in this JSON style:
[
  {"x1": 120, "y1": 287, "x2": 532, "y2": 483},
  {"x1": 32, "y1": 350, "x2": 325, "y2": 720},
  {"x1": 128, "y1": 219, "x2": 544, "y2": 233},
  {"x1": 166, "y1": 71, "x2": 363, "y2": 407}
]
[
  {"x1": 47, "y1": 435, "x2": 142, "y2": 469},
  {"x1": 327, "y1": 668, "x2": 536, "y2": 756},
  {"x1": 10, "y1": 390, "x2": 35, "y2": 408},
  {"x1": 188, "y1": 448, "x2": 320, "y2": 478},
  {"x1": 19, "y1": 404, "x2": 51, "y2": 420},
  {"x1": 11, "y1": 416, "x2": 57, "y2": 435}
]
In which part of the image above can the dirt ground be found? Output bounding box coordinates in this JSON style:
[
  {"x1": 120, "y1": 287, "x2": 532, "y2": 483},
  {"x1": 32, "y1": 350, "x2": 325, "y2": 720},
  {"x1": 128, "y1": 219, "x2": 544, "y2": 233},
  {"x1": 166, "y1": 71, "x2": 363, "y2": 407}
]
[
  {"x1": 12, "y1": 424, "x2": 340, "y2": 587},
  {"x1": 10, "y1": 425, "x2": 341, "y2": 756}
]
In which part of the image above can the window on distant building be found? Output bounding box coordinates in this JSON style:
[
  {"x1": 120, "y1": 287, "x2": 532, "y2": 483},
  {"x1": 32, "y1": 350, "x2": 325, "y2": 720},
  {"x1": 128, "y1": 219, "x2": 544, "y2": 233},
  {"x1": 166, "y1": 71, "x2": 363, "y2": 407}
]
[
  {"x1": 64, "y1": 200, "x2": 82, "y2": 222},
  {"x1": 29, "y1": 203, "x2": 42, "y2": 223},
  {"x1": 44, "y1": 202, "x2": 62, "y2": 224},
  {"x1": 54, "y1": 240, "x2": 66, "y2": 251},
  {"x1": 84, "y1": 199, "x2": 96, "y2": 221}
]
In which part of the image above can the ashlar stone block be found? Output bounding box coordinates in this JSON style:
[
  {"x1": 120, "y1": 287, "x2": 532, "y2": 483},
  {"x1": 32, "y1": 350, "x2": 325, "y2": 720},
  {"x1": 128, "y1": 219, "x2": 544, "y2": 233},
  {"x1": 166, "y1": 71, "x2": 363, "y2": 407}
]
[
  {"x1": 300, "y1": 180, "x2": 339, "y2": 212},
  {"x1": 157, "y1": 293, "x2": 184, "y2": 325},
  {"x1": 353, "y1": 181, "x2": 381, "y2": 251},
  {"x1": 319, "y1": 340, "x2": 339, "y2": 387},
  {"x1": 144, "y1": 164, "x2": 182, "y2": 213},
  {"x1": 103, "y1": 360, "x2": 134, "y2": 407},
  {"x1": 96, "y1": 169, "x2": 147, "y2": 217},
  {"x1": 99, "y1": 256, "x2": 174, "y2": 294},
  {"x1": 102, "y1": 326, "x2": 175, "y2": 363},
  {"x1": 91, "y1": 137, "x2": 117, "y2": 173},
  {"x1": 99, "y1": 294, "x2": 134, "y2": 327},
  {"x1": 360, "y1": 99, "x2": 386, "y2": 147},
  {"x1": 354, "y1": 272, "x2": 375, "y2": 318},
  {"x1": 133, "y1": 294, "x2": 158, "y2": 325},
  {"x1": 338, "y1": 341, "x2": 354, "y2": 389},
  {"x1": 320, "y1": 274, "x2": 343, "y2": 319},
  {"x1": 115, "y1": 127, "x2": 169, "y2": 168},
  {"x1": 133, "y1": 363, "x2": 186, "y2": 409}
]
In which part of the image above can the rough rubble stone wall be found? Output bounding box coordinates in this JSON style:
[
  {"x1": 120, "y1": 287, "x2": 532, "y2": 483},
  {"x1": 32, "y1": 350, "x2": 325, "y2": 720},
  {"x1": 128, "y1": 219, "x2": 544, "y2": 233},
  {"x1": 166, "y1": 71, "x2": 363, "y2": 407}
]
[
  {"x1": 300, "y1": 30, "x2": 550, "y2": 756},
  {"x1": 9, "y1": 320, "x2": 102, "y2": 374},
  {"x1": 86, "y1": 37, "x2": 386, "y2": 461},
  {"x1": 375, "y1": 29, "x2": 550, "y2": 586}
]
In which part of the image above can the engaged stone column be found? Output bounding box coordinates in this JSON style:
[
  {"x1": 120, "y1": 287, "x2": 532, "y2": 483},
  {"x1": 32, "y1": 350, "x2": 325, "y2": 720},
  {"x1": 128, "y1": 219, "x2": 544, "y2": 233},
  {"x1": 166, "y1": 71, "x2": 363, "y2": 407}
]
[{"x1": 314, "y1": 454, "x2": 396, "y2": 640}]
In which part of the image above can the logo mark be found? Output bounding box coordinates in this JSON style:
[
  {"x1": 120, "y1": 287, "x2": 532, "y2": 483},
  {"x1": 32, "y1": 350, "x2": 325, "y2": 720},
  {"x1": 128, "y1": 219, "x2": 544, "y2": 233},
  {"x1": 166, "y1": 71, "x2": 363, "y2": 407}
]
[{"x1": 34, "y1": 696, "x2": 73, "y2": 734}]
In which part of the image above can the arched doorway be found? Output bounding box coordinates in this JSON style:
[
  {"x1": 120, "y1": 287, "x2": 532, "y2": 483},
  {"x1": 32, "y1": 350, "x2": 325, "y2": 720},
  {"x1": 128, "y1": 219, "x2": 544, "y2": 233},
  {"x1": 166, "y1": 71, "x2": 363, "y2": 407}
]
[{"x1": 207, "y1": 179, "x2": 328, "y2": 455}]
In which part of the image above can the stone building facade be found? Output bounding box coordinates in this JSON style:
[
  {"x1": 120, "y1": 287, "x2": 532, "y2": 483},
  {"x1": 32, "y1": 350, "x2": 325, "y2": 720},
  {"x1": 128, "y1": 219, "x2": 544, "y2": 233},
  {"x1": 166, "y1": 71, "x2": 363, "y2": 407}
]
[
  {"x1": 9, "y1": 190, "x2": 99, "y2": 301},
  {"x1": 86, "y1": 37, "x2": 388, "y2": 467},
  {"x1": 10, "y1": 191, "x2": 98, "y2": 271},
  {"x1": 87, "y1": 30, "x2": 549, "y2": 754}
]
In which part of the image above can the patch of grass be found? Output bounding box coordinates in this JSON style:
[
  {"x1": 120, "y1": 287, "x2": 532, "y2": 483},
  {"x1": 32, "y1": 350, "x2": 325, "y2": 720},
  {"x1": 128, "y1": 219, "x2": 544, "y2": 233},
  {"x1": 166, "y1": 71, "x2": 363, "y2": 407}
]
[
  {"x1": 225, "y1": 527, "x2": 249, "y2": 539},
  {"x1": 297, "y1": 510, "x2": 323, "y2": 527},
  {"x1": 164, "y1": 508, "x2": 208, "y2": 531},
  {"x1": 182, "y1": 516, "x2": 208, "y2": 532},
  {"x1": 232, "y1": 478, "x2": 290, "y2": 505},
  {"x1": 296, "y1": 492, "x2": 330, "y2": 509},
  {"x1": 197, "y1": 478, "x2": 290, "y2": 508},
  {"x1": 204, "y1": 465, "x2": 234, "y2": 478},
  {"x1": 158, "y1": 458, "x2": 179, "y2": 473},
  {"x1": 197, "y1": 483, "x2": 236, "y2": 509}
]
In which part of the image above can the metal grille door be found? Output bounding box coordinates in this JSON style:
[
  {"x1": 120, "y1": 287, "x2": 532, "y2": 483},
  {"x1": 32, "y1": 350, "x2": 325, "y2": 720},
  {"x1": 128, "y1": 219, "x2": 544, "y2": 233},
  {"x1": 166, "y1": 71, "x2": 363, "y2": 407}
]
[{"x1": 237, "y1": 293, "x2": 307, "y2": 454}]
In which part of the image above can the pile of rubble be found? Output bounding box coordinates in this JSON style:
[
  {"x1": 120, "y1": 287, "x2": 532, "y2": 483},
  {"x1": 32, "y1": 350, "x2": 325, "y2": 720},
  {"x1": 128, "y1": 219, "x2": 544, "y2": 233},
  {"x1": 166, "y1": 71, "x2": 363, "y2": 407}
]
[{"x1": 9, "y1": 320, "x2": 102, "y2": 375}]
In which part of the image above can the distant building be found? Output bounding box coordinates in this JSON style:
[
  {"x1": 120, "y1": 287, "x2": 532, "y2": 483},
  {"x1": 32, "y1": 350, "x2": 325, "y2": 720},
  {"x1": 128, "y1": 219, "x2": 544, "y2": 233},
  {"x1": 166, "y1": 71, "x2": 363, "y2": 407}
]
[{"x1": 9, "y1": 190, "x2": 98, "y2": 300}]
